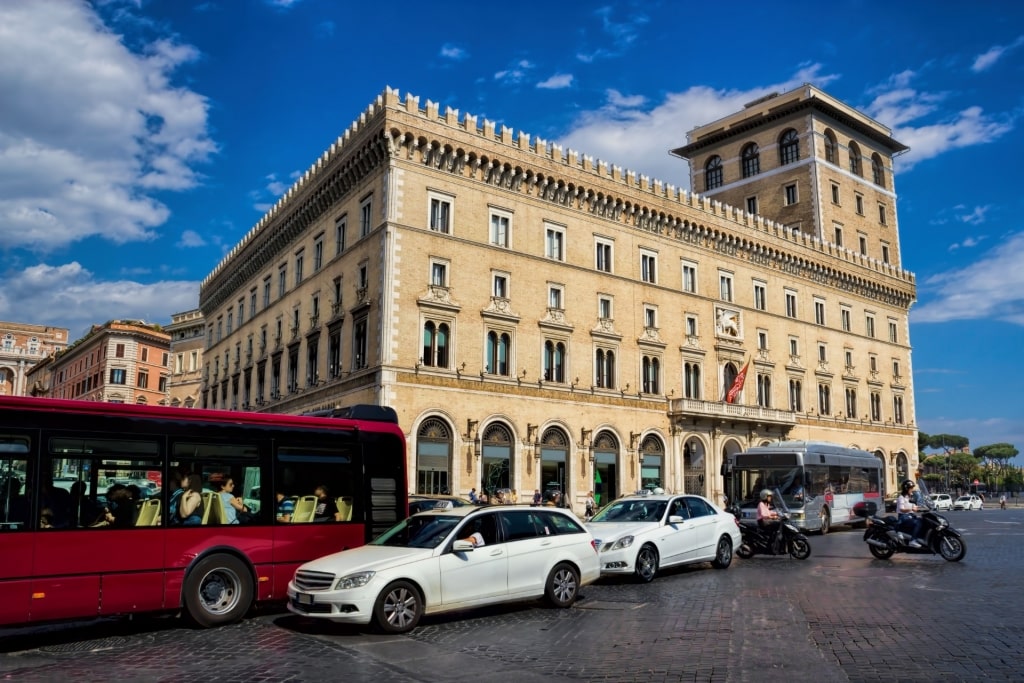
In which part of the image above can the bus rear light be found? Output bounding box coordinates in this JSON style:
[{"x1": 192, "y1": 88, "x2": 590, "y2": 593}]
[{"x1": 31, "y1": 592, "x2": 45, "y2": 600}]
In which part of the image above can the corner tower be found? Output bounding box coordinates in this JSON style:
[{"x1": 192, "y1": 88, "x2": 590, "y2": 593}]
[{"x1": 671, "y1": 84, "x2": 909, "y2": 268}]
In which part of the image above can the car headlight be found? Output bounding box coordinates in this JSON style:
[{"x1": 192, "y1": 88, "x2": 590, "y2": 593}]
[
  {"x1": 606, "y1": 535, "x2": 634, "y2": 551},
  {"x1": 334, "y1": 571, "x2": 375, "y2": 590}
]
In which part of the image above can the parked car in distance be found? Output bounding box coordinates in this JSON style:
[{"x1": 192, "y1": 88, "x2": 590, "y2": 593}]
[
  {"x1": 287, "y1": 504, "x2": 599, "y2": 634},
  {"x1": 954, "y1": 495, "x2": 983, "y2": 511},
  {"x1": 407, "y1": 494, "x2": 474, "y2": 515},
  {"x1": 928, "y1": 493, "x2": 953, "y2": 511},
  {"x1": 584, "y1": 493, "x2": 742, "y2": 583}
]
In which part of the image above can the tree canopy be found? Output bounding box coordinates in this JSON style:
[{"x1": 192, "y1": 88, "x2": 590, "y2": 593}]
[{"x1": 973, "y1": 443, "x2": 1019, "y2": 464}]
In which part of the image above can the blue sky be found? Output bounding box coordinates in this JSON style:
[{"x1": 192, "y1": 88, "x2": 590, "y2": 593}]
[{"x1": 1, "y1": 0, "x2": 1021, "y2": 453}]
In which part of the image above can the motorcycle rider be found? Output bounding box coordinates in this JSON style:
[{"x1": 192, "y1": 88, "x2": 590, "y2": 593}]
[
  {"x1": 757, "y1": 489, "x2": 781, "y2": 553},
  {"x1": 897, "y1": 479, "x2": 924, "y2": 548}
]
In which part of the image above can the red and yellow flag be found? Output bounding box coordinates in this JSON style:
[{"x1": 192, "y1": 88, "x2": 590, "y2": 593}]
[{"x1": 725, "y1": 358, "x2": 750, "y2": 404}]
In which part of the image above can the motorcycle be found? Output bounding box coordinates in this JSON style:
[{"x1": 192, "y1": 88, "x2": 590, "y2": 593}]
[
  {"x1": 730, "y1": 491, "x2": 811, "y2": 560},
  {"x1": 853, "y1": 500, "x2": 966, "y2": 562}
]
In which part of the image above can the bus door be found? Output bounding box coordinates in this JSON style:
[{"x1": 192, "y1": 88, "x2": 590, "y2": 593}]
[{"x1": 0, "y1": 430, "x2": 35, "y2": 624}]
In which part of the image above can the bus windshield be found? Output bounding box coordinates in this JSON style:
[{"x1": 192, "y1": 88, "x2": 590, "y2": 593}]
[{"x1": 734, "y1": 466, "x2": 806, "y2": 509}]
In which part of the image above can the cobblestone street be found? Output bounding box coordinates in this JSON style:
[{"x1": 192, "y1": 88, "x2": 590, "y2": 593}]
[{"x1": 2, "y1": 509, "x2": 1022, "y2": 682}]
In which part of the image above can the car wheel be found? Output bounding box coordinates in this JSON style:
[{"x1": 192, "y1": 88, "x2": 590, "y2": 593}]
[
  {"x1": 711, "y1": 535, "x2": 733, "y2": 569},
  {"x1": 183, "y1": 554, "x2": 253, "y2": 628},
  {"x1": 544, "y1": 562, "x2": 580, "y2": 608},
  {"x1": 634, "y1": 544, "x2": 659, "y2": 583},
  {"x1": 819, "y1": 507, "x2": 831, "y2": 535},
  {"x1": 373, "y1": 580, "x2": 423, "y2": 634}
]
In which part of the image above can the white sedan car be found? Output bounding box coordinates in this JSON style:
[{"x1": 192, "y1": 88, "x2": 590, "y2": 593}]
[
  {"x1": 584, "y1": 493, "x2": 742, "y2": 583},
  {"x1": 287, "y1": 505, "x2": 599, "y2": 633},
  {"x1": 928, "y1": 493, "x2": 953, "y2": 511},
  {"x1": 954, "y1": 495, "x2": 983, "y2": 511}
]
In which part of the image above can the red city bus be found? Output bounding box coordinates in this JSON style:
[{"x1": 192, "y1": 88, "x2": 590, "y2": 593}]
[{"x1": 0, "y1": 396, "x2": 407, "y2": 628}]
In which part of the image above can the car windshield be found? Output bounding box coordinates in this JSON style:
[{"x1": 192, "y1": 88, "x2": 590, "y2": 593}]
[
  {"x1": 589, "y1": 499, "x2": 666, "y2": 523},
  {"x1": 371, "y1": 514, "x2": 461, "y2": 549}
]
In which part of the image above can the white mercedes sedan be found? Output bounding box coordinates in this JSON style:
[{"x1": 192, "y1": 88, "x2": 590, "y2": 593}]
[
  {"x1": 287, "y1": 504, "x2": 599, "y2": 633},
  {"x1": 585, "y1": 493, "x2": 742, "y2": 583}
]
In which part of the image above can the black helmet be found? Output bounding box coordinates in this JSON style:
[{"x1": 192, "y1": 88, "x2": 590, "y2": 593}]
[{"x1": 900, "y1": 479, "x2": 916, "y2": 494}]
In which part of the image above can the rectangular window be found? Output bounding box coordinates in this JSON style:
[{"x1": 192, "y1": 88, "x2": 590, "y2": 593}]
[
  {"x1": 115, "y1": 343, "x2": 125, "y2": 358},
  {"x1": 644, "y1": 306, "x2": 656, "y2": 329},
  {"x1": 595, "y1": 238, "x2": 613, "y2": 273},
  {"x1": 757, "y1": 330, "x2": 767, "y2": 350},
  {"x1": 682, "y1": 261, "x2": 697, "y2": 293},
  {"x1": 109, "y1": 368, "x2": 126, "y2": 385},
  {"x1": 136, "y1": 371, "x2": 148, "y2": 389},
  {"x1": 869, "y1": 354, "x2": 878, "y2": 373},
  {"x1": 548, "y1": 285, "x2": 563, "y2": 310},
  {"x1": 784, "y1": 184, "x2": 798, "y2": 206},
  {"x1": 360, "y1": 196, "x2": 372, "y2": 237},
  {"x1": 753, "y1": 281, "x2": 766, "y2": 311},
  {"x1": 278, "y1": 265, "x2": 287, "y2": 298},
  {"x1": 785, "y1": 290, "x2": 798, "y2": 318},
  {"x1": 855, "y1": 193, "x2": 864, "y2": 215},
  {"x1": 430, "y1": 195, "x2": 452, "y2": 233},
  {"x1": 335, "y1": 215, "x2": 347, "y2": 255},
  {"x1": 831, "y1": 183, "x2": 840, "y2": 204},
  {"x1": 250, "y1": 288, "x2": 257, "y2": 317},
  {"x1": 865, "y1": 314, "x2": 876, "y2": 338},
  {"x1": 834, "y1": 226, "x2": 843, "y2": 247},
  {"x1": 746, "y1": 196, "x2": 758, "y2": 214},
  {"x1": 545, "y1": 223, "x2": 565, "y2": 261},
  {"x1": 492, "y1": 273, "x2": 508, "y2": 298},
  {"x1": 818, "y1": 344, "x2": 827, "y2": 363},
  {"x1": 263, "y1": 277, "x2": 271, "y2": 307},
  {"x1": 878, "y1": 203, "x2": 887, "y2": 225},
  {"x1": 640, "y1": 250, "x2": 657, "y2": 284},
  {"x1": 685, "y1": 315, "x2": 698, "y2": 337},
  {"x1": 845, "y1": 349, "x2": 853, "y2": 368},
  {"x1": 313, "y1": 234, "x2": 324, "y2": 271},
  {"x1": 226, "y1": 311, "x2": 233, "y2": 335},
  {"x1": 893, "y1": 360, "x2": 901, "y2": 378},
  {"x1": 430, "y1": 261, "x2": 448, "y2": 287},
  {"x1": 295, "y1": 249, "x2": 304, "y2": 285},
  {"x1": 840, "y1": 306, "x2": 851, "y2": 332},
  {"x1": 814, "y1": 298, "x2": 826, "y2": 326},
  {"x1": 859, "y1": 234, "x2": 868, "y2": 256},
  {"x1": 718, "y1": 271, "x2": 733, "y2": 302},
  {"x1": 789, "y1": 337, "x2": 799, "y2": 357},
  {"x1": 881, "y1": 244, "x2": 891, "y2": 264},
  {"x1": 141, "y1": 347, "x2": 149, "y2": 362},
  {"x1": 598, "y1": 296, "x2": 612, "y2": 320},
  {"x1": 888, "y1": 319, "x2": 899, "y2": 343},
  {"x1": 490, "y1": 209, "x2": 510, "y2": 247}
]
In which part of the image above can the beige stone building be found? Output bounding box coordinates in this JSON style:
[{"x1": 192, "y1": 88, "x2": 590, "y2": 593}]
[
  {"x1": 165, "y1": 309, "x2": 205, "y2": 408},
  {"x1": 198, "y1": 84, "x2": 918, "y2": 510},
  {"x1": 48, "y1": 320, "x2": 170, "y2": 405},
  {"x1": 0, "y1": 321, "x2": 68, "y2": 396}
]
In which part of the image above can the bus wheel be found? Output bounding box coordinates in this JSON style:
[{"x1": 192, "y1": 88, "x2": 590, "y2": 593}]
[
  {"x1": 184, "y1": 554, "x2": 253, "y2": 628},
  {"x1": 819, "y1": 508, "x2": 831, "y2": 535}
]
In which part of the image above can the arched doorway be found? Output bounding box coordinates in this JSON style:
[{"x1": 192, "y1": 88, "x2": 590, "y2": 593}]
[
  {"x1": 639, "y1": 434, "x2": 665, "y2": 491},
  {"x1": 481, "y1": 422, "x2": 514, "y2": 498},
  {"x1": 895, "y1": 452, "x2": 909, "y2": 485},
  {"x1": 591, "y1": 431, "x2": 619, "y2": 505},
  {"x1": 538, "y1": 426, "x2": 570, "y2": 502},
  {"x1": 416, "y1": 417, "x2": 453, "y2": 494},
  {"x1": 683, "y1": 436, "x2": 706, "y2": 496},
  {"x1": 873, "y1": 449, "x2": 887, "y2": 494}
]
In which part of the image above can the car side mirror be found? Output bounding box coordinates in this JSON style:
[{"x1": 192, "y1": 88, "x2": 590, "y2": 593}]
[
  {"x1": 452, "y1": 540, "x2": 476, "y2": 552},
  {"x1": 667, "y1": 515, "x2": 685, "y2": 524}
]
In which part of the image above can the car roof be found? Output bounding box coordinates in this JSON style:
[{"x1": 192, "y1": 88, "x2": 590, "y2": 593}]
[
  {"x1": 410, "y1": 503, "x2": 577, "y2": 518},
  {"x1": 606, "y1": 494, "x2": 690, "y2": 503},
  {"x1": 409, "y1": 494, "x2": 472, "y2": 502}
]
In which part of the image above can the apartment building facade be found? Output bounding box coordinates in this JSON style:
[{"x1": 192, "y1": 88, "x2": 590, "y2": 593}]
[
  {"x1": 0, "y1": 322, "x2": 68, "y2": 397},
  {"x1": 198, "y1": 84, "x2": 918, "y2": 511},
  {"x1": 165, "y1": 309, "x2": 205, "y2": 408},
  {"x1": 48, "y1": 320, "x2": 171, "y2": 405}
]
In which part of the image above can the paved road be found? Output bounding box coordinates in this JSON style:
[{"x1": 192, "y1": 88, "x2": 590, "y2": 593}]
[{"x1": 2, "y1": 508, "x2": 1022, "y2": 682}]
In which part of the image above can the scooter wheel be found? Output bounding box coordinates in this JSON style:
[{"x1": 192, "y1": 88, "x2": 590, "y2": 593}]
[
  {"x1": 938, "y1": 534, "x2": 966, "y2": 562},
  {"x1": 789, "y1": 538, "x2": 811, "y2": 560},
  {"x1": 736, "y1": 544, "x2": 754, "y2": 559},
  {"x1": 869, "y1": 543, "x2": 895, "y2": 559}
]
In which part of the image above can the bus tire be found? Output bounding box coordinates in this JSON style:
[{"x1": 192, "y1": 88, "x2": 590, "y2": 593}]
[
  {"x1": 183, "y1": 554, "x2": 253, "y2": 628},
  {"x1": 819, "y1": 508, "x2": 831, "y2": 535}
]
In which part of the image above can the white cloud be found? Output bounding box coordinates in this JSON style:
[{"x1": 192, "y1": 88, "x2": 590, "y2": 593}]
[
  {"x1": 912, "y1": 232, "x2": 1024, "y2": 326},
  {"x1": 440, "y1": 43, "x2": 468, "y2": 60},
  {"x1": 956, "y1": 205, "x2": 990, "y2": 226},
  {"x1": 971, "y1": 36, "x2": 1024, "y2": 72},
  {"x1": 0, "y1": 1, "x2": 215, "y2": 251},
  {"x1": 537, "y1": 74, "x2": 573, "y2": 90},
  {"x1": 556, "y1": 65, "x2": 838, "y2": 189},
  {"x1": 0, "y1": 262, "x2": 199, "y2": 337},
  {"x1": 177, "y1": 229, "x2": 207, "y2": 248},
  {"x1": 495, "y1": 59, "x2": 534, "y2": 84},
  {"x1": 947, "y1": 235, "x2": 985, "y2": 252}
]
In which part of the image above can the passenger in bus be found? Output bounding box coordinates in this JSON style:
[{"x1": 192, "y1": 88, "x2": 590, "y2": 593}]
[
  {"x1": 178, "y1": 475, "x2": 204, "y2": 525},
  {"x1": 312, "y1": 485, "x2": 338, "y2": 522},
  {"x1": 276, "y1": 489, "x2": 295, "y2": 522},
  {"x1": 103, "y1": 484, "x2": 138, "y2": 528},
  {"x1": 2, "y1": 478, "x2": 29, "y2": 526},
  {"x1": 69, "y1": 480, "x2": 91, "y2": 527},
  {"x1": 167, "y1": 473, "x2": 185, "y2": 524},
  {"x1": 218, "y1": 477, "x2": 250, "y2": 524},
  {"x1": 40, "y1": 472, "x2": 72, "y2": 529},
  {"x1": 40, "y1": 507, "x2": 55, "y2": 529}
]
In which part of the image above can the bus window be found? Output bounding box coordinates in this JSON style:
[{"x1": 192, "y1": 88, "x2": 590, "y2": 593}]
[
  {"x1": 276, "y1": 445, "x2": 356, "y2": 524},
  {"x1": 171, "y1": 440, "x2": 262, "y2": 525},
  {"x1": 1, "y1": 445, "x2": 30, "y2": 531}
]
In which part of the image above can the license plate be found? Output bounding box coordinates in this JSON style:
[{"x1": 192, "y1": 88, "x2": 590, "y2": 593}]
[{"x1": 297, "y1": 592, "x2": 315, "y2": 606}]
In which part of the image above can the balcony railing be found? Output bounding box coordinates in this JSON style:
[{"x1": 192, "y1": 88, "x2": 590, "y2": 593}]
[{"x1": 668, "y1": 397, "x2": 796, "y2": 426}]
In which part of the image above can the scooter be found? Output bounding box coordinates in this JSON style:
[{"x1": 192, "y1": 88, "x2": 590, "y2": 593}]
[
  {"x1": 853, "y1": 500, "x2": 966, "y2": 562},
  {"x1": 731, "y1": 492, "x2": 811, "y2": 560}
]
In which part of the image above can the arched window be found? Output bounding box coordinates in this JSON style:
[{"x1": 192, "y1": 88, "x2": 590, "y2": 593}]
[
  {"x1": 640, "y1": 434, "x2": 664, "y2": 490},
  {"x1": 481, "y1": 422, "x2": 513, "y2": 497},
  {"x1": 824, "y1": 129, "x2": 837, "y2": 163},
  {"x1": 789, "y1": 379, "x2": 802, "y2": 412},
  {"x1": 596, "y1": 348, "x2": 615, "y2": 389},
  {"x1": 779, "y1": 129, "x2": 799, "y2": 165},
  {"x1": 422, "y1": 321, "x2": 449, "y2": 368},
  {"x1": 741, "y1": 143, "x2": 760, "y2": 178},
  {"x1": 705, "y1": 155, "x2": 723, "y2": 190},
  {"x1": 871, "y1": 154, "x2": 885, "y2": 187},
  {"x1": 684, "y1": 362, "x2": 701, "y2": 399},
  {"x1": 848, "y1": 142, "x2": 862, "y2": 176},
  {"x1": 486, "y1": 330, "x2": 510, "y2": 376},
  {"x1": 642, "y1": 356, "x2": 660, "y2": 394},
  {"x1": 757, "y1": 374, "x2": 771, "y2": 408},
  {"x1": 818, "y1": 383, "x2": 832, "y2": 415},
  {"x1": 543, "y1": 340, "x2": 566, "y2": 383},
  {"x1": 722, "y1": 362, "x2": 739, "y2": 401},
  {"x1": 416, "y1": 417, "x2": 452, "y2": 494}
]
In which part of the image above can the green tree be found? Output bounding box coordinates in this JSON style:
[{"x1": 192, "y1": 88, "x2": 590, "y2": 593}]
[
  {"x1": 926, "y1": 433, "x2": 971, "y2": 452},
  {"x1": 973, "y1": 443, "x2": 1019, "y2": 465}
]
